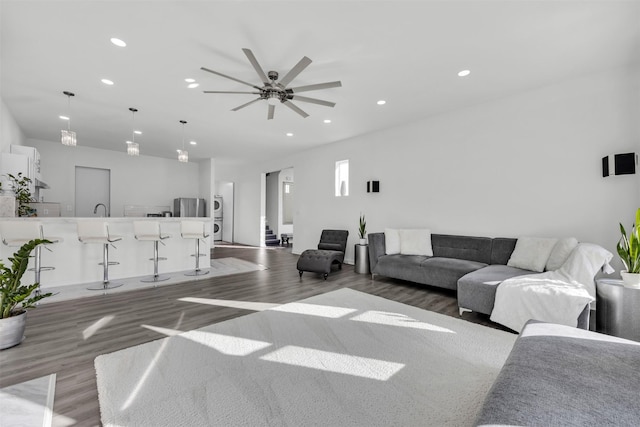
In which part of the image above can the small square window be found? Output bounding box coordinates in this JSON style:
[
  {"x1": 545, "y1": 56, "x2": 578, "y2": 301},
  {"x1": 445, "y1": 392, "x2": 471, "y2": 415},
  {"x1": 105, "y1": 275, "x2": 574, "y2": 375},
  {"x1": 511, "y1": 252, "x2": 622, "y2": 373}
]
[{"x1": 335, "y1": 160, "x2": 349, "y2": 197}]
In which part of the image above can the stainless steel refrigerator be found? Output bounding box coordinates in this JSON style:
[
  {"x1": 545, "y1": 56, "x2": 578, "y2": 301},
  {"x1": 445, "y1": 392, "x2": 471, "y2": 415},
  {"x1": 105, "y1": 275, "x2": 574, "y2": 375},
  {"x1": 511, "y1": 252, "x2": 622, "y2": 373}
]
[{"x1": 173, "y1": 198, "x2": 206, "y2": 217}]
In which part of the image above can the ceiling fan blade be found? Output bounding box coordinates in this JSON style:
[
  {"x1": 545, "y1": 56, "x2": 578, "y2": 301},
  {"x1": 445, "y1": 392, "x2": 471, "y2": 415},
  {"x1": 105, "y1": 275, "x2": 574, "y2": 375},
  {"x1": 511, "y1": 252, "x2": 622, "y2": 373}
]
[
  {"x1": 290, "y1": 95, "x2": 336, "y2": 108},
  {"x1": 203, "y1": 91, "x2": 261, "y2": 94},
  {"x1": 278, "y1": 56, "x2": 312, "y2": 88},
  {"x1": 282, "y1": 100, "x2": 309, "y2": 118},
  {"x1": 267, "y1": 104, "x2": 275, "y2": 120},
  {"x1": 231, "y1": 98, "x2": 262, "y2": 111},
  {"x1": 242, "y1": 48, "x2": 270, "y2": 85},
  {"x1": 287, "y1": 81, "x2": 342, "y2": 93},
  {"x1": 201, "y1": 67, "x2": 261, "y2": 90}
]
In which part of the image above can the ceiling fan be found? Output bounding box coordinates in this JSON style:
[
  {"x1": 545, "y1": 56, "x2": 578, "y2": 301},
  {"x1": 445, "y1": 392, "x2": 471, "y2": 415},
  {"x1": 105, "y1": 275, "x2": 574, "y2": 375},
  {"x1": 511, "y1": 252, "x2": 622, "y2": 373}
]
[{"x1": 201, "y1": 48, "x2": 341, "y2": 120}]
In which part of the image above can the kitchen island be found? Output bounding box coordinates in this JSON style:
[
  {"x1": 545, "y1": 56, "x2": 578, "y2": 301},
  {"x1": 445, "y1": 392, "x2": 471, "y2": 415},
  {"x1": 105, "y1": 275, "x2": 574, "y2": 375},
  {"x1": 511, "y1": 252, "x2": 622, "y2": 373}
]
[{"x1": 0, "y1": 217, "x2": 213, "y2": 289}]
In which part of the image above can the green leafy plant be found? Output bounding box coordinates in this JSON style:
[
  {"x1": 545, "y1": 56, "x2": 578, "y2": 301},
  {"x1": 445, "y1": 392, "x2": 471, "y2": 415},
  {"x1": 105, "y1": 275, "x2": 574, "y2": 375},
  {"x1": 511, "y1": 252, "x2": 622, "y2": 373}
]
[
  {"x1": 617, "y1": 208, "x2": 640, "y2": 274},
  {"x1": 4, "y1": 173, "x2": 35, "y2": 217},
  {"x1": 0, "y1": 239, "x2": 53, "y2": 319},
  {"x1": 358, "y1": 214, "x2": 367, "y2": 239}
]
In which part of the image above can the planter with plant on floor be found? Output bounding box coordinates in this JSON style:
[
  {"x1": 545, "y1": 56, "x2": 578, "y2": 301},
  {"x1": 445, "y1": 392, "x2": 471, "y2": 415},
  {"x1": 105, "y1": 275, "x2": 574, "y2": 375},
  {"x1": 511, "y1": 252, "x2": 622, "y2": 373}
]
[
  {"x1": 0, "y1": 239, "x2": 53, "y2": 349},
  {"x1": 617, "y1": 207, "x2": 640, "y2": 288},
  {"x1": 358, "y1": 214, "x2": 367, "y2": 245}
]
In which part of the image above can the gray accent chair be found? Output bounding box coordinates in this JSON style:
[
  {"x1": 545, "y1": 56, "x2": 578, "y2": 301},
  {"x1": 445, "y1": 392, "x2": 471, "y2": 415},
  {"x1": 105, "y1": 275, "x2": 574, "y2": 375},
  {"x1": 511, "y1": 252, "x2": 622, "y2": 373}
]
[{"x1": 297, "y1": 230, "x2": 349, "y2": 280}]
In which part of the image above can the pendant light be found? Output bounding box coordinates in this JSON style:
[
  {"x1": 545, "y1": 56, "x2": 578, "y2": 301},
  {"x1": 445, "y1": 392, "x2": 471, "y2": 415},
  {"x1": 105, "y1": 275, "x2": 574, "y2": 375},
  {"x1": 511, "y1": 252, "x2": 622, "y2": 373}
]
[
  {"x1": 178, "y1": 120, "x2": 188, "y2": 162},
  {"x1": 61, "y1": 91, "x2": 77, "y2": 146},
  {"x1": 127, "y1": 107, "x2": 140, "y2": 156}
]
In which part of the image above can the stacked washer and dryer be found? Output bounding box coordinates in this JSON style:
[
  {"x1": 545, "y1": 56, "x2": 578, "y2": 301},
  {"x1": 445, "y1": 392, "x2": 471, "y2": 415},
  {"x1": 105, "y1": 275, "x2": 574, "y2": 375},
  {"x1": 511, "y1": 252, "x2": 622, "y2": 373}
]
[{"x1": 213, "y1": 196, "x2": 223, "y2": 241}]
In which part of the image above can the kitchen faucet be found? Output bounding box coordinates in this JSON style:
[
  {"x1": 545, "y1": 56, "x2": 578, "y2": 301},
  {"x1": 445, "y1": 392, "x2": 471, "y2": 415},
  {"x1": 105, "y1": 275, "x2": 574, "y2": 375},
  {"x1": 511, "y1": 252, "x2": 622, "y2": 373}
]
[{"x1": 94, "y1": 203, "x2": 109, "y2": 217}]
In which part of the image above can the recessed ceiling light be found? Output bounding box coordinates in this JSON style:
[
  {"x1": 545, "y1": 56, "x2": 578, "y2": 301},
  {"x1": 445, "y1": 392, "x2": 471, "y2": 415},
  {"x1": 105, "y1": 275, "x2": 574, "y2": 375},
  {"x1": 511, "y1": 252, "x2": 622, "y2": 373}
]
[
  {"x1": 176, "y1": 149, "x2": 181, "y2": 153},
  {"x1": 286, "y1": 133, "x2": 294, "y2": 137},
  {"x1": 458, "y1": 69, "x2": 471, "y2": 77},
  {"x1": 185, "y1": 78, "x2": 195, "y2": 83},
  {"x1": 377, "y1": 100, "x2": 386, "y2": 105},
  {"x1": 110, "y1": 38, "x2": 126, "y2": 47},
  {"x1": 59, "y1": 115, "x2": 69, "y2": 120},
  {"x1": 324, "y1": 119, "x2": 331, "y2": 124},
  {"x1": 134, "y1": 130, "x2": 142, "y2": 135},
  {"x1": 187, "y1": 83, "x2": 199, "y2": 89},
  {"x1": 101, "y1": 79, "x2": 114, "y2": 85},
  {"x1": 189, "y1": 141, "x2": 197, "y2": 145}
]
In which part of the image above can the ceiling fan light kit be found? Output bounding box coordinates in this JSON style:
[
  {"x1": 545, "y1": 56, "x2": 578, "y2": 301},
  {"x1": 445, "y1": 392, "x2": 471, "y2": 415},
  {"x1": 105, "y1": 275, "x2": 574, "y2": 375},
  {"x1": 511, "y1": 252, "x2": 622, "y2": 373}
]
[{"x1": 201, "y1": 48, "x2": 341, "y2": 120}]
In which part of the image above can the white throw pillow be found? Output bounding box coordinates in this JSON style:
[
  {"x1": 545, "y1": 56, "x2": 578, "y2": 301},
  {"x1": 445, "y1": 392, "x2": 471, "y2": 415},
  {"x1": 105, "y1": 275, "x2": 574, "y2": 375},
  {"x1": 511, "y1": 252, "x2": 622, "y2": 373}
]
[
  {"x1": 507, "y1": 237, "x2": 558, "y2": 272},
  {"x1": 384, "y1": 228, "x2": 401, "y2": 255},
  {"x1": 558, "y1": 243, "x2": 613, "y2": 297},
  {"x1": 399, "y1": 229, "x2": 433, "y2": 256},
  {"x1": 545, "y1": 237, "x2": 579, "y2": 271}
]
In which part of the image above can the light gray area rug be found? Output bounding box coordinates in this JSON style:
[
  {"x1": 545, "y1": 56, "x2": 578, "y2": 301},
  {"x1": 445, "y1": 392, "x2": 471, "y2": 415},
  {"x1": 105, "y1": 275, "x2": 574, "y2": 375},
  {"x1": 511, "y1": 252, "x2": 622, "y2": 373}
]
[
  {"x1": 95, "y1": 288, "x2": 516, "y2": 426},
  {"x1": 0, "y1": 374, "x2": 56, "y2": 427}
]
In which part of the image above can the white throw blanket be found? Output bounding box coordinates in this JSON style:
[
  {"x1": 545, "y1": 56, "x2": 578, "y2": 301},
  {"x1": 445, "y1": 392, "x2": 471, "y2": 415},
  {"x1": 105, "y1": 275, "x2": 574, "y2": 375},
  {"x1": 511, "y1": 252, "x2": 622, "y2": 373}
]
[{"x1": 490, "y1": 243, "x2": 613, "y2": 332}]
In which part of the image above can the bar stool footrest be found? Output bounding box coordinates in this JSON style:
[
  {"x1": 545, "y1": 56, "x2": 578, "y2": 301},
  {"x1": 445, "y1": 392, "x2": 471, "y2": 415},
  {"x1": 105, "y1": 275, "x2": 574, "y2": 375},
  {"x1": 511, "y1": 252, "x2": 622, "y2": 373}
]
[
  {"x1": 185, "y1": 269, "x2": 210, "y2": 277},
  {"x1": 141, "y1": 275, "x2": 171, "y2": 283},
  {"x1": 87, "y1": 282, "x2": 124, "y2": 291}
]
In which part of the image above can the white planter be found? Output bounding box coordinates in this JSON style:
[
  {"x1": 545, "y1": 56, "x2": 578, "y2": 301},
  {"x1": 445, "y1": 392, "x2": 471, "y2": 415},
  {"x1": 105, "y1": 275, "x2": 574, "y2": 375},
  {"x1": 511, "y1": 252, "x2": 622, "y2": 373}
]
[
  {"x1": 621, "y1": 271, "x2": 640, "y2": 289},
  {"x1": 0, "y1": 311, "x2": 27, "y2": 350},
  {"x1": 359, "y1": 238, "x2": 367, "y2": 245}
]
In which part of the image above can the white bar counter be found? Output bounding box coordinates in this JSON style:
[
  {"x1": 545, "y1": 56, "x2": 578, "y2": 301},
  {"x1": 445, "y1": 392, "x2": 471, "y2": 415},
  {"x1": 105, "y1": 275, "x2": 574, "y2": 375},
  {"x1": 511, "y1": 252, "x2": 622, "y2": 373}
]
[{"x1": 0, "y1": 217, "x2": 213, "y2": 290}]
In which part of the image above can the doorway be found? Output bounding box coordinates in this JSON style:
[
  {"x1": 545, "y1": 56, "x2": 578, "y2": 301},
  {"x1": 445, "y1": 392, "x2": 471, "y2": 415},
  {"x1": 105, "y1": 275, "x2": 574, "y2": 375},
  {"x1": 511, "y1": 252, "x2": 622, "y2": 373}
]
[
  {"x1": 75, "y1": 166, "x2": 110, "y2": 217},
  {"x1": 262, "y1": 167, "x2": 294, "y2": 247}
]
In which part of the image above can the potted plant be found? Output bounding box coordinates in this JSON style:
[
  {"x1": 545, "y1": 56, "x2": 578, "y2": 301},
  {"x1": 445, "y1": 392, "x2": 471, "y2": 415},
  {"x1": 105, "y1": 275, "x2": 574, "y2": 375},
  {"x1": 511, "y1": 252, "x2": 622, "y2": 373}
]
[
  {"x1": 358, "y1": 214, "x2": 367, "y2": 245},
  {"x1": 0, "y1": 239, "x2": 53, "y2": 349},
  {"x1": 4, "y1": 173, "x2": 35, "y2": 217},
  {"x1": 617, "y1": 207, "x2": 640, "y2": 288}
]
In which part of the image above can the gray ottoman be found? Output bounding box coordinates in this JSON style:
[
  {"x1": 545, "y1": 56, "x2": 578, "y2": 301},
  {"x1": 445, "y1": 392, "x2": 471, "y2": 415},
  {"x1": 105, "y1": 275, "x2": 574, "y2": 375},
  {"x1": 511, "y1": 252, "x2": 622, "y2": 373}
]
[{"x1": 297, "y1": 249, "x2": 345, "y2": 279}]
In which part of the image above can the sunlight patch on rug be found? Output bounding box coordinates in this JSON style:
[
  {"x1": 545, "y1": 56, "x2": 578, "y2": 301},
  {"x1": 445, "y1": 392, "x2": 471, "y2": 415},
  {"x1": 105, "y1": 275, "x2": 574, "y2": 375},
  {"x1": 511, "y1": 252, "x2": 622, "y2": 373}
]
[{"x1": 260, "y1": 345, "x2": 404, "y2": 380}]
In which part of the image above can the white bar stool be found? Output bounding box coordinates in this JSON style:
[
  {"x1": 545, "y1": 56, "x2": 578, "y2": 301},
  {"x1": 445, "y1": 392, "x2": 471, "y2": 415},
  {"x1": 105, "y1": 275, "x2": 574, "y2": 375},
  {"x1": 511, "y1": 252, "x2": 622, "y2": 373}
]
[
  {"x1": 181, "y1": 220, "x2": 210, "y2": 276},
  {"x1": 0, "y1": 221, "x2": 62, "y2": 296},
  {"x1": 77, "y1": 221, "x2": 123, "y2": 291},
  {"x1": 133, "y1": 221, "x2": 171, "y2": 283}
]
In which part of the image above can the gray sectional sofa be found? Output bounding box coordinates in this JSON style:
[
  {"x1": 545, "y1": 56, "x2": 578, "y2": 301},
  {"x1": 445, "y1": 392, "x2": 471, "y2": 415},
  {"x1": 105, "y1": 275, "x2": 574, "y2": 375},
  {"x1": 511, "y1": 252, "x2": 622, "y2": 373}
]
[
  {"x1": 476, "y1": 320, "x2": 640, "y2": 426},
  {"x1": 367, "y1": 232, "x2": 590, "y2": 328}
]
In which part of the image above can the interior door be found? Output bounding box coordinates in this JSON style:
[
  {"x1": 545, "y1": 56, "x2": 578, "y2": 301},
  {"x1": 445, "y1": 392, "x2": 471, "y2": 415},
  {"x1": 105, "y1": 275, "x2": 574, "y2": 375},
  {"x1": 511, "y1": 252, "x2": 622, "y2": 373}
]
[{"x1": 75, "y1": 166, "x2": 111, "y2": 217}]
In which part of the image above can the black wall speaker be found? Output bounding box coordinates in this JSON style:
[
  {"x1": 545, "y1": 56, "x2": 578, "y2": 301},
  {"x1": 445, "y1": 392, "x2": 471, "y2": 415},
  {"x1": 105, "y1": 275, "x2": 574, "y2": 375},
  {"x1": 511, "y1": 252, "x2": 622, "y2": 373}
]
[
  {"x1": 602, "y1": 153, "x2": 637, "y2": 177},
  {"x1": 366, "y1": 181, "x2": 380, "y2": 193}
]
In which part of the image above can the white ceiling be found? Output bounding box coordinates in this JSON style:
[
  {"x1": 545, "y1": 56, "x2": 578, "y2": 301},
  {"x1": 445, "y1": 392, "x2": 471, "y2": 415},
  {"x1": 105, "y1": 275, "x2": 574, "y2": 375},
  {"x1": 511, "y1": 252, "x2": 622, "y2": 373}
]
[{"x1": 2, "y1": 0, "x2": 639, "y2": 163}]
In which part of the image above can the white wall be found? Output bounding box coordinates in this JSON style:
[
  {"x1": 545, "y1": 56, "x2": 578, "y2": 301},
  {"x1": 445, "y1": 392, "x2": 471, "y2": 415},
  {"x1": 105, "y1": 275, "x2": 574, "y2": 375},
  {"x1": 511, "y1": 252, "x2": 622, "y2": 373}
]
[
  {"x1": 216, "y1": 67, "x2": 640, "y2": 267},
  {"x1": 28, "y1": 138, "x2": 201, "y2": 217},
  {"x1": 0, "y1": 97, "x2": 26, "y2": 153}
]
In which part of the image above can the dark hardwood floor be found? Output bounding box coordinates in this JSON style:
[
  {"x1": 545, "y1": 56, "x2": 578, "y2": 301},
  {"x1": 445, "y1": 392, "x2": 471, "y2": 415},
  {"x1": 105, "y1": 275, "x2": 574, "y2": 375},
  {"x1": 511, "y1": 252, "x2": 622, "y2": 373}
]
[{"x1": 0, "y1": 245, "x2": 506, "y2": 426}]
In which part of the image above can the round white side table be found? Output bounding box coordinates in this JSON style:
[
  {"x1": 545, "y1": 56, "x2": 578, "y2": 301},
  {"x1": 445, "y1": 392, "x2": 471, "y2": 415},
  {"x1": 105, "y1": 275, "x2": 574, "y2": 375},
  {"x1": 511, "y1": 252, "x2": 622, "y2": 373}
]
[{"x1": 596, "y1": 278, "x2": 640, "y2": 342}]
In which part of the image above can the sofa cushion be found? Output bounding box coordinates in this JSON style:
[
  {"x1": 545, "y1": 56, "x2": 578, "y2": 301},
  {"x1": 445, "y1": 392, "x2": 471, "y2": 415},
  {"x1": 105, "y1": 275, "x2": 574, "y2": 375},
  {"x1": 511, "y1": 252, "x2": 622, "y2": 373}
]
[
  {"x1": 490, "y1": 238, "x2": 517, "y2": 265},
  {"x1": 374, "y1": 254, "x2": 431, "y2": 284},
  {"x1": 431, "y1": 234, "x2": 492, "y2": 264},
  {"x1": 384, "y1": 228, "x2": 401, "y2": 254},
  {"x1": 457, "y1": 265, "x2": 534, "y2": 315},
  {"x1": 420, "y1": 257, "x2": 487, "y2": 290},
  {"x1": 545, "y1": 237, "x2": 578, "y2": 271},
  {"x1": 399, "y1": 229, "x2": 433, "y2": 256},
  {"x1": 507, "y1": 237, "x2": 558, "y2": 272}
]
